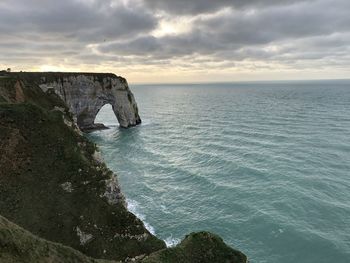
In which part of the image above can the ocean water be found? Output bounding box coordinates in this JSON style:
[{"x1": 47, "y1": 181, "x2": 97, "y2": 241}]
[{"x1": 88, "y1": 80, "x2": 350, "y2": 263}]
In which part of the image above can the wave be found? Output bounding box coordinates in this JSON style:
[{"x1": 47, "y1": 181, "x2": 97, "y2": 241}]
[
  {"x1": 126, "y1": 199, "x2": 155, "y2": 235},
  {"x1": 164, "y1": 235, "x2": 180, "y2": 247},
  {"x1": 126, "y1": 199, "x2": 181, "y2": 247}
]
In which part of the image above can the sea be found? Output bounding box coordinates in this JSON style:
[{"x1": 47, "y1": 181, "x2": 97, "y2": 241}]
[{"x1": 87, "y1": 80, "x2": 350, "y2": 263}]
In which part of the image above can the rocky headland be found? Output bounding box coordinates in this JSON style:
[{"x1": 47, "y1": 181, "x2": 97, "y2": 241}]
[
  {"x1": 0, "y1": 72, "x2": 247, "y2": 262},
  {"x1": 8, "y1": 72, "x2": 141, "y2": 131}
]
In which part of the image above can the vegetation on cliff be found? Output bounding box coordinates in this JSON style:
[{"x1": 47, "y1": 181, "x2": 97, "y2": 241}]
[
  {"x1": 142, "y1": 232, "x2": 247, "y2": 263},
  {"x1": 0, "y1": 215, "x2": 117, "y2": 263}
]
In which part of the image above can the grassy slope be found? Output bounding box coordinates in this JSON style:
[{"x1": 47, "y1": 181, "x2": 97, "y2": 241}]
[
  {"x1": 0, "y1": 215, "x2": 247, "y2": 263},
  {"x1": 0, "y1": 215, "x2": 117, "y2": 263}
]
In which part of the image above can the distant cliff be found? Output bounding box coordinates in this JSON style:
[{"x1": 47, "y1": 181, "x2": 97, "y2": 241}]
[
  {"x1": 0, "y1": 72, "x2": 247, "y2": 263},
  {"x1": 10, "y1": 72, "x2": 141, "y2": 131}
]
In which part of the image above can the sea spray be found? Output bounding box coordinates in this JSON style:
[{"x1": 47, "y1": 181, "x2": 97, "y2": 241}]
[{"x1": 127, "y1": 199, "x2": 156, "y2": 235}]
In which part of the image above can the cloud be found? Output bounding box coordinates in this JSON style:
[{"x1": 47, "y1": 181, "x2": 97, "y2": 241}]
[
  {"x1": 142, "y1": 0, "x2": 306, "y2": 15},
  {"x1": 0, "y1": 0, "x2": 349, "y2": 81},
  {"x1": 0, "y1": 0, "x2": 157, "y2": 42},
  {"x1": 98, "y1": 0, "x2": 350, "y2": 61}
]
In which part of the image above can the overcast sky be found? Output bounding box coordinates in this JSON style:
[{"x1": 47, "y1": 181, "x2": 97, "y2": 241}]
[{"x1": 0, "y1": 0, "x2": 349, "y2": 83}]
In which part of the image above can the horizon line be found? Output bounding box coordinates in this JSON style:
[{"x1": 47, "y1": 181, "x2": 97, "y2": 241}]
[{"x1": 130, "y1": 78, "x2": 350, "y2": 86}]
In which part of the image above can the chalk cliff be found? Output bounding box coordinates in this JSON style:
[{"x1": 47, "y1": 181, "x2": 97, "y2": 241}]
[{"x1": 12, "y1": 72, "x2": 141, "y2": 131}]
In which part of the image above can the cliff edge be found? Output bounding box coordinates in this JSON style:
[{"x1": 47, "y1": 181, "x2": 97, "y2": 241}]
[{"x1": 10, "y1": 72, "x2": 141, "y2": 131}]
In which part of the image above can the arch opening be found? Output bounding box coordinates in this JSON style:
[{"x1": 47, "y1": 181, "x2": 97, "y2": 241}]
[{"x1": 94, "y1": 103, "x2": 119, "y2": 129}]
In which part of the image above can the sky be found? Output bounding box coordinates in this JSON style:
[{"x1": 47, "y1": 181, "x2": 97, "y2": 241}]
[{"x1": 0, "y1": 0, "x2": 349, "y2": 83}]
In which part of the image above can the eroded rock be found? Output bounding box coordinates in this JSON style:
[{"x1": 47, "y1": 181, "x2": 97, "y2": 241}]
[{"x1": 11, "y1": 72, "x2": 141, "y2": 131}]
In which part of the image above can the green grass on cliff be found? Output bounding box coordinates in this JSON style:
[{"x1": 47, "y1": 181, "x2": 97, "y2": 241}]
[
  {"x1": 0, "y1": 215, "x2": 117, "y2": 263},
  {"x1": 9, "y1": 72, "x2": 127, "y2": 86},
  {"x1": 0, "y1": 75, "x2": 68, "y2": 110},
  {"x1": 0, "y1": 214, "x2": 247, "y2": 263},
  {"x1": 142, "y1": 232, "x2": 247, "y2": 263}
]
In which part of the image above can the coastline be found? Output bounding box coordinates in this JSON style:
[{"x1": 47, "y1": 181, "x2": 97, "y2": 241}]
[{"x1": 0, "y1": 72, "x2": 247, "y2": 262}]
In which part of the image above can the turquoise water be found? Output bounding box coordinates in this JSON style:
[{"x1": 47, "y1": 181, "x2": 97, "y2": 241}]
[{"x1": 88, "y1": 81, "x2": 350, "y2": 263}]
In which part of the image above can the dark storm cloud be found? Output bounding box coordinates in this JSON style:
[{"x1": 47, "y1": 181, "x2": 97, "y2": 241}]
[
  {"x1": 142, "y1": 0, "x2": 306, "y2": 14},
  {"x1": 0, "y1": 0, "x2": 157, "y2": 44},
  {"x1": 0, "y1": 0, "x2": 349, "y2": 71},
  {"x1": 0, "y1": 0, "x2": 159, "y2": 68},
  {"x1": 98, "y1": 0, "x2": 350, "y2": 62}
]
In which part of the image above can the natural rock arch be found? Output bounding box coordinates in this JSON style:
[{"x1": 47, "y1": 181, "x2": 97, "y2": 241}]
[
  {"x1": 93, "y1": 103, "x2": 119, "y2": 127},
  {"x1": 72, "y1": 83, "x2": 140, "y2": 132},
  {"x1": 16, "y1": 72, "x2": 141, "y2": 131}
]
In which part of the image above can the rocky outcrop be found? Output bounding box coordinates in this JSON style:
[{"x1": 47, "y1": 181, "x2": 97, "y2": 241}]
[{"x1": 11, "y1": 72, "x2": 141, "y2": 131}]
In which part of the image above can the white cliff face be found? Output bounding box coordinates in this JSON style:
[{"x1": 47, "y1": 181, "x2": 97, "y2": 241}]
[{"x1": 36, "y1": 73, "x2": 141, "y2": 131}]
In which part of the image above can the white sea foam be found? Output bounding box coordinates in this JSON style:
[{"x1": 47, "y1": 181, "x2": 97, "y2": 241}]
[
  {"x1": 164, "y1": 235, "x2": 181, "y2": 247},
  {"x1": 126, "y1": 198, "x2": 155, "y2": 235},
  {"x1": 127, "y1": 199, "x2": 180, "y2": 247},
  {"x1": 140, "y1": 119, "x2": 152, "y2": 126},
  {"x1": 160, "y1": 204, "x2": 171, "y2": 214}
]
